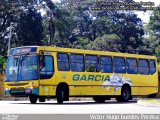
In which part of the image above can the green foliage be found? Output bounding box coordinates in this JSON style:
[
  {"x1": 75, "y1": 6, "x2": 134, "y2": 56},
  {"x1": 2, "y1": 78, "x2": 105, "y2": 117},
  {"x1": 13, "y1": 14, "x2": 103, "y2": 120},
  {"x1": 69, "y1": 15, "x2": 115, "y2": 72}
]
[
  {"x1": 0, "y1": 0, "x2": 159, "y2": 59},
  {"x1": 0, "y1": 56, "x2": 4, "y2": 64},
  {"x1": 71, "y1": 37, "x2": 92, "y2": 49},
  {"x1": 155, "y1": 46, "x2": 160, "y2": 62},
  {"x1": 91, "y1": 34, "x2": 121, "y2": 52},
  {"x1": 0, "y1": 0, "x2": 43, "y2": 55},
  {"x1": 148, "y1": 10, "x2": 160, "y2": 37},
  {"x1": 55, "y1": 0, "x2": 145, "y2": 54},
  {"x1": 0, "y1": 55, "x2": 6, "y2": 70},
  {"x1": 0, "y1": 0, "x2": 19, "y2": 55},
  {"x1": 145, "y1": 6, "x2": 160, "y2": 62},
  {"x1": 17, "y1": 8, "x2": 44, "y2": 46},
  {"x1": 42, "y1": 0, "x2": 75, "y2": 45},
  {"x1": 104, "y1": 12, "x2": 144, "y2": 53}
]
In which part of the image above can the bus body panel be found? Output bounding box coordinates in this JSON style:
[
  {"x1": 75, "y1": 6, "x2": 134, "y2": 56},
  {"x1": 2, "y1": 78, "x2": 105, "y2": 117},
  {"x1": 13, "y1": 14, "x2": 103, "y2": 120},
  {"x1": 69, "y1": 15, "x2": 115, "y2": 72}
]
[{"x1": 4, "y1": 46, "x2": 159, "y2": 99}]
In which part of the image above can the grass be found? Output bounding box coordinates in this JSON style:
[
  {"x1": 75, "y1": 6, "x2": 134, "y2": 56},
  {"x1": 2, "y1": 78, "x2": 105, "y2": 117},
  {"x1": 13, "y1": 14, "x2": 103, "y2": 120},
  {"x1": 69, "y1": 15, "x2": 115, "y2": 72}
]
[{"x1": 141, "y1": 99, "x2": 160, "y2": 104}]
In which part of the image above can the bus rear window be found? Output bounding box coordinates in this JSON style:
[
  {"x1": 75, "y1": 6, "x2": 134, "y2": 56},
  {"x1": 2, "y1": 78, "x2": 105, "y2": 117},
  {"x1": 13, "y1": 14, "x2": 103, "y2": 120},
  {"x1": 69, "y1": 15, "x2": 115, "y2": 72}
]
[
  {"x1": 126, "y1": 58, "x2": 138, "y2": 74},
  {"x1": 150, "y1": 60, "x2": 156, "y2": 74},
  {"x1": 138, "y1": 59, "x2": 149, "y2": 75}
]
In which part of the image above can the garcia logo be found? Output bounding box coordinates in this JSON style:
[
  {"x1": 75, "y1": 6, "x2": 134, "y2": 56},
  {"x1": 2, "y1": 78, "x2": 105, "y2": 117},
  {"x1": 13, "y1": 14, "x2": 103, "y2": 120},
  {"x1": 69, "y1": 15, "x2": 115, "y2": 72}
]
[
  {"x1": 72, "y1": 74, "x2": 132, "y2": 92},
  {"x1": 72, "y1": 74, "x2": 110, "y2": 81}
]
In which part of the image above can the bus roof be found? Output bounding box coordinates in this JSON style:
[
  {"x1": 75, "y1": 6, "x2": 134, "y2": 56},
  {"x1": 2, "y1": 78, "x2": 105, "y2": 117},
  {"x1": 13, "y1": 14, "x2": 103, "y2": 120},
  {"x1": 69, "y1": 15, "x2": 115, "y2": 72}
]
[
  {"x1": 11, "y1": 46, "x2": 157, "y2": 59},
  {"x1": 39, "y1": 46, "x2": 157, "y2": 60}
]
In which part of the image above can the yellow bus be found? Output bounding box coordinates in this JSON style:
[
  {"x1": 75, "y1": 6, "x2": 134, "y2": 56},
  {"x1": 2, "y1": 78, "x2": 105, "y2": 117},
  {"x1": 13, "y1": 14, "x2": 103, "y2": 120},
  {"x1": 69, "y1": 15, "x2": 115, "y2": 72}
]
[{"x1": 4, "y1": 46, "x2": 158, "y2": 104}]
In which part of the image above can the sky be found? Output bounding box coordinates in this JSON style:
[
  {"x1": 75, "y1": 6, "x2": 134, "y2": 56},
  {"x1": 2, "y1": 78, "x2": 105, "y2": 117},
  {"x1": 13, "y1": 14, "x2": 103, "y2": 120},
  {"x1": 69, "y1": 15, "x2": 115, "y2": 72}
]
[
  {"x1": 134, "y1": 0, "x2": 160, "y2": 23},
  {"x1": 52, "y1": 0, "x2": 160, "y2": 24}
]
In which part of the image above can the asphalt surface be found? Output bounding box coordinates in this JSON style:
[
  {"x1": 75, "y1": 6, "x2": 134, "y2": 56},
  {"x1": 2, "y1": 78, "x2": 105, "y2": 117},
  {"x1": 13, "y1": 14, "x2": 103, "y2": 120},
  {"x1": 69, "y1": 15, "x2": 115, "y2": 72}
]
[{"x1": 0, "y1": 99, "x2": 160, "y2": 114}]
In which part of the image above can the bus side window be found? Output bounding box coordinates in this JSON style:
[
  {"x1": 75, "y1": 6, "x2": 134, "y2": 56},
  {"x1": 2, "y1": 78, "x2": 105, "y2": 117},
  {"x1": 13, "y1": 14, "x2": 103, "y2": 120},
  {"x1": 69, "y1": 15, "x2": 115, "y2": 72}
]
[
  {"x1": 40, "y1": 56, "x2": 54, "y2": 79},
  {"x1": 70, "y1": 54, "x2": 85, "y2": 72},
  {"x1": 100, "y1": 56, "x2": 113, "y2": 73},
  {"x1": 113, "y1": 57, "x2": 126, "y2": 73},
  {"x1": 126, "y1": 58, "x2": 138, "y2": 74},
  {"x1": 138, "y1": 59, "x2": 149, "y2": 75},
  {"x1": 149, "y1": 60, "x2": 156, "y2": 74},
  {"x1": 85, "y1": 55, "x2": 99, "y2": 72},
  {"x1": 57, "y1": 53, "x2": 70, "y2": 71}
]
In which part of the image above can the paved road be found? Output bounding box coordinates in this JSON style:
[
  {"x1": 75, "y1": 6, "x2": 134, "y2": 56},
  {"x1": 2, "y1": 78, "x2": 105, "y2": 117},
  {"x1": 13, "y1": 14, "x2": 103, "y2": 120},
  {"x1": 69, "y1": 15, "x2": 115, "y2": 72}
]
[{"x1": 0, "y1": 100, "x2": 160, "y2": 114}]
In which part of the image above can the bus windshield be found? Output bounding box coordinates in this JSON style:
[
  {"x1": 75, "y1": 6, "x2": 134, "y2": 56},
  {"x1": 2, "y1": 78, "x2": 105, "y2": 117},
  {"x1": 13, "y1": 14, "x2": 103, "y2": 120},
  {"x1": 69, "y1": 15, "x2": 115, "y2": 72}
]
[{"x1": 5, "y1": 54, "x2": 38, "y2": 81}]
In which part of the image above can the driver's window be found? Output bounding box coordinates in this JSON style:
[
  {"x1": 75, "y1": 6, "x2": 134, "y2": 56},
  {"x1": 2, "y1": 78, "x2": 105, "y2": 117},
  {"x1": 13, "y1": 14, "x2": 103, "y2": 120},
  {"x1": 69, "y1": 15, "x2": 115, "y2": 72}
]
[{"x1": 40, "y1": 56, "x2": 54, "y2": 79}]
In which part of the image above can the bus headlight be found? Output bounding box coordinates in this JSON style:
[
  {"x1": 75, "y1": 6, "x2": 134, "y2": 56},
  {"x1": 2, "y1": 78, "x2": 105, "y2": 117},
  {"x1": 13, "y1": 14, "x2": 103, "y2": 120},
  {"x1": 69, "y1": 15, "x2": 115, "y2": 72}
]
[{"x1": 5, "y1": 88, "x2": 10, "y2": 91}]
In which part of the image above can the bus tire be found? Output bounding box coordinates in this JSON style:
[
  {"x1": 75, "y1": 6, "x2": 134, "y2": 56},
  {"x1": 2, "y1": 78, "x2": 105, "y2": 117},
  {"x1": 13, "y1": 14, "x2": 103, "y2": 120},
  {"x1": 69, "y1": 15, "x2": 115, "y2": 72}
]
[
  {"x1": 93, "y1": 96, "x2": 106, "y2": 103},
  {"x1": 116, "y1": 86, "x2": 131, "y2": 102},
  {"x1": 57, "y1": 88, "x2": 65, "y2": 104},
  {"x1": 148, "y1": 93, "x2": 157, "y2": 98},
  {"x1": 29, "y1": 95, "x2": 37, "y2": 104},
  {"x1": 39, "y1": 97, "x2": 46, "y2": 102}
]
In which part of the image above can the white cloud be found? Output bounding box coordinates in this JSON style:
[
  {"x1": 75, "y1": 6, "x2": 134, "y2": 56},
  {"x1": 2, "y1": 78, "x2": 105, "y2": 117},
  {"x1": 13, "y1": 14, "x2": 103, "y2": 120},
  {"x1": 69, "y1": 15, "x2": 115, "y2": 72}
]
[
  {"x1": 134, "y1": 0, "x2": 160, "y2": 23},
  {"x1": 52, "y1": 0, "x2": 60, "y2": 2}
]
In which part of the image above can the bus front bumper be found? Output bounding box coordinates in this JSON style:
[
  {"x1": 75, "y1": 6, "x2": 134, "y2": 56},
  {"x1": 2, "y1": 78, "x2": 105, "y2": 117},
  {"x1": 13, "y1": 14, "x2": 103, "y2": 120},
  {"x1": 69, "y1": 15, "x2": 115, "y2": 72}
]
[{"x1": 4, "y1": 87, "x2": 39, "y2": 97}]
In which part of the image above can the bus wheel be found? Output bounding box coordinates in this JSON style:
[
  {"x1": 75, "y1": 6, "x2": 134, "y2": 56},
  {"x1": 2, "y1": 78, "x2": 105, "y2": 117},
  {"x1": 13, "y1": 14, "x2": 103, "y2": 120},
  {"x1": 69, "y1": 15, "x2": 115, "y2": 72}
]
[
  {"x1": 39, "y1": 97, "x2": 46, "y2": 102},
  {"x1": 117, "y1": 87, "x2": 131, "y2": 102},
  {"x1": 93, "y1": 96, "x2": 106, "y2": 103},
  {"x1": 57, "y1": 88, "x2": 65, "y2": 104},
  {"x1": 148, "y1": 93, "x2": 157, "y2": 98},
  {"x1": 29, "y1": 95, "x2": 37, "y2": 104}
]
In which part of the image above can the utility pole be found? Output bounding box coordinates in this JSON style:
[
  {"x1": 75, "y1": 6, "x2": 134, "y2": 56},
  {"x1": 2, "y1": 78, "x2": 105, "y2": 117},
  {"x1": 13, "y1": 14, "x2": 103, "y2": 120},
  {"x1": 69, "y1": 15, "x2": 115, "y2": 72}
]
[{"x1": 8, "y1": 22, "x2": 14, "y2": 54}]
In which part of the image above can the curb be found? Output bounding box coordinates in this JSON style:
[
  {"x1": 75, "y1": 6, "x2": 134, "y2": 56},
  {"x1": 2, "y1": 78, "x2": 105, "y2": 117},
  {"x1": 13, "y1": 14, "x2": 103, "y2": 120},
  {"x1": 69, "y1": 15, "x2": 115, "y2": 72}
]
[{"x1": 137, "y1": 100, "x2": 160, "y2": 107}]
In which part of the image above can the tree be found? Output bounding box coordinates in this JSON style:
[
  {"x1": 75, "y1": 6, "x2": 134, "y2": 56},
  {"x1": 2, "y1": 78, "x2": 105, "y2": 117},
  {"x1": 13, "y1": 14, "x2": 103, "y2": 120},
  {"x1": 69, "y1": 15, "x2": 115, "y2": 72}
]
[
  {"x1": 155, "y1": 46, "x2": 160, "y2": 62},
  {"x1": 0, "y1": 0, "x2": 153, "y2": 57},
  {"x1": 71, "y1": 37, "x2": 92, "y2": 49},
  {"x1": 145, "y1": 6, "x2": 160, "y2": 60},
  {"x1": 41, "y1": 0, "x2": 75, "y2": 46},
  {"x1": 90, "y1": 34, "x2": 121, "y2": 52},
  {"x1": 59, "y1": 0, "x2": 144, "y2": 53},
  {"x1": 0, "y1": 0, "x2": 40, "y2": 55},
  {"x1": 94, "y1": 11, "x2": 144, "y2": 53},
  {"x1": 0, "y1": 0, "x2": 20, "y2": 54},
  {"x1": 17, "y1": 8, "x2": 44, "y2": 46},
  {"x1": 60, "y1": 0, "x2": 97, "y2": 42}
]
